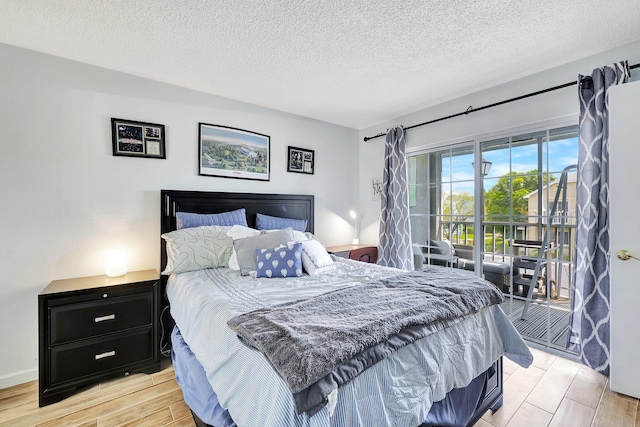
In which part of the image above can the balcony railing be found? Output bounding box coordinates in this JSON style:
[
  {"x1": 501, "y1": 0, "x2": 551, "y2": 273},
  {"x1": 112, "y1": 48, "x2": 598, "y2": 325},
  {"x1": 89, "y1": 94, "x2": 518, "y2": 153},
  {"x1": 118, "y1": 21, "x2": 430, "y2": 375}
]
[
  {"x1": 414, "y1": 219, "x2": 576, "y2": 352},
  {"x1": 438, "y1": 220, "x2": 575, "y2": 300}
]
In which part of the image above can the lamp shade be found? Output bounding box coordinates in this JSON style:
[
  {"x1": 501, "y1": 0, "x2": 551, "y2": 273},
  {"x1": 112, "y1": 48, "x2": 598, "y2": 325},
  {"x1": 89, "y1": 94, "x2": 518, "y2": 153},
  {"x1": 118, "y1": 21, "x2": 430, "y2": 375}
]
[{"x1": 105, "y1": 250, "x2": 128, "y2": 277}]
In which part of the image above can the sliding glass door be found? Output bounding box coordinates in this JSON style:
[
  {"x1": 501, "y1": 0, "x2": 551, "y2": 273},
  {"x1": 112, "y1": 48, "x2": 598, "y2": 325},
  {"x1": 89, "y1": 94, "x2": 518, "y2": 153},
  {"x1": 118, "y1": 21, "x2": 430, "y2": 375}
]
[
  {"x1": 409, "y1": 143, "x2": 475, "y2": 268},
  {"x1": 409, "y1": 125, "x2": 579, "y2": 353}
]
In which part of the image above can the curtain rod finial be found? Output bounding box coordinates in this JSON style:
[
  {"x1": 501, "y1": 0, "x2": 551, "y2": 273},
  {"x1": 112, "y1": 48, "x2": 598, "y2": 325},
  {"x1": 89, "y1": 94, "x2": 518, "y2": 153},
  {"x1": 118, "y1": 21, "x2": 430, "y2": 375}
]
[{"x1": 364, "y1": 131, "x2": 385, "y2": 142}]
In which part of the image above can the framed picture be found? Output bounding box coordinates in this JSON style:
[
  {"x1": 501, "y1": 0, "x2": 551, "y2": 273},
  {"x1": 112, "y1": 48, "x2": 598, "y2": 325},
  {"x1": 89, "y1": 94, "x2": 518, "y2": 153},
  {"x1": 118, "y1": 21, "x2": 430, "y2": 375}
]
[
  {"x1": 287, "y1": 146, "x2": 314, "y2": 174},
  {"x1": 111, "y1": 118, "x2": 166, "y2": 159},
  {"x1": 199, "y1": 123, "x2": 270, "y2": 181}
]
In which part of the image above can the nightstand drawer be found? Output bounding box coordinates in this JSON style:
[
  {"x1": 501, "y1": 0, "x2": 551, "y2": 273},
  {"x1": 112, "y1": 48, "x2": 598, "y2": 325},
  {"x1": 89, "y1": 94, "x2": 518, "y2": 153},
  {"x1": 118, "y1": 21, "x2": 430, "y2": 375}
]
[
  {"x1": 50, "y1": 293, "x2": 153, "y2": 345},
  {"x1": 50, "y1": 328, "x2": 153, "y2": 384}
]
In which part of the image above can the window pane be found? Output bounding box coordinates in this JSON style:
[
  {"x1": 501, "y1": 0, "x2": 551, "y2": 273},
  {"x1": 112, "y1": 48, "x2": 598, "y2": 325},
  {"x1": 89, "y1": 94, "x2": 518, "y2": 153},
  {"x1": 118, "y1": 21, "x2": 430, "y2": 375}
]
[
  {"x1": 511, "y1": 133, "x2": 543, "y2": 175},
  {"x1": 544, "y1": 126, "x2": 579, "y2": 175},
  {"x1": 412, "y1": 153, "x2": 432, "y2": 185},
  {"x1": 449, "y1": 147, "x2": 474, "y2": 183},
  {"x1": 481, "y1": 138, "x2": 509, "y2": 180},
  {"x1": 409, "y1": 182, "x2": 431, "y2": 213},
  {"x1": 410, "y1": 215, "x2": 429, "y2": 245},
  {"x1": 483, "y1": 176, "x2": 511, "y2": 223}
]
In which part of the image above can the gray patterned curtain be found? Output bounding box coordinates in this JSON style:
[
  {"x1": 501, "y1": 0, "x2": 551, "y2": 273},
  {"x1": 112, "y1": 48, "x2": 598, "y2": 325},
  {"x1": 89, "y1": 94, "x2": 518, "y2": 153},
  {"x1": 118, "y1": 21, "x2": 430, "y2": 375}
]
[
  {"x1": 566, "y1": 61, "x2": 630, "y2": 375},
  {"x1": 378, "y1": 126, "x2": 413, "y2": 270}
]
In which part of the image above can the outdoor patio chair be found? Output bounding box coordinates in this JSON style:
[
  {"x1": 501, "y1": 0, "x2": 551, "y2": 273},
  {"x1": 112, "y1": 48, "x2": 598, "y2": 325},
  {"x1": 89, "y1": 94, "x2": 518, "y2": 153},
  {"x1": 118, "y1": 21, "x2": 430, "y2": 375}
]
[
  {"x1": 452, "y1": 244, "x2": 511, "y2": 291},
  {"x1": 412, "y1": 241, "x2": 458, "y2": 267}
]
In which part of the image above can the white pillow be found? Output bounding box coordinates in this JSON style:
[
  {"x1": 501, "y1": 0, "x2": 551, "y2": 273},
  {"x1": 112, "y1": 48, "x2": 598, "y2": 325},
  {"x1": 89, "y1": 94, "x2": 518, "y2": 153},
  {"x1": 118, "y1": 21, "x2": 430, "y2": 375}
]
[
  {"x1": 228, "y1": 252, "x2": 240, "y2": 271},
  {"x1": 304, "y1": 232, "x2": 326, "y2": 247},
  {"x1": 292, "y1": 230, "x2": 309, "y2": 242},
  {"x1": 161, "y1": 225, "x2": 233, "y2": 274},
  {"x1": 226, "y1": 225, "x2": 261, "y2": 270},
  {"x1": 299, "y1": 238, "x2": 334, "y2": 275}
]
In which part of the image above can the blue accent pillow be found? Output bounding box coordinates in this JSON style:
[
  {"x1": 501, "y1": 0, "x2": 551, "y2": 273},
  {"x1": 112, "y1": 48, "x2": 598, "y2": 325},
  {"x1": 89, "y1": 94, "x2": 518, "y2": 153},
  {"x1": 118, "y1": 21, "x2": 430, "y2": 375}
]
[
  {"x1": 177, "y1": 209, "x2": 248, "y2": 229},
  {"x1": 256, "y1": 213, "x2": 307, "y2": 232},
  {"x1": 255, "y1": 242, "x2": 303, "y2": 278}
]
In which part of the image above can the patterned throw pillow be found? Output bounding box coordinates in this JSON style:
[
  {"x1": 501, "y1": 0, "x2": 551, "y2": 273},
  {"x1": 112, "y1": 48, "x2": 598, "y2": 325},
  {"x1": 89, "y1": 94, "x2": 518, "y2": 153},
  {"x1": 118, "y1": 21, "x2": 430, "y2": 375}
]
[
  {"x1": 234, "y1": 228, "x2": 295, "y2": 275},
  {"x1": 255, "y1": 242, "x2": 303, "y2": 278},
  {"x1": 161, "y1": 225, "x2": 233, "y2": 274}
]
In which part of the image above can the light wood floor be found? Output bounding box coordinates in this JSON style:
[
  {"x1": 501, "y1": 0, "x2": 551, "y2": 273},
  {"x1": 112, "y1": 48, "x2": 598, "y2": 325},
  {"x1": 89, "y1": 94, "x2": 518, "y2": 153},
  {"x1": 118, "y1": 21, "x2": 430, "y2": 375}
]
[{"x1": 1, "y1": 349, "x2": 638, "y2": 427}]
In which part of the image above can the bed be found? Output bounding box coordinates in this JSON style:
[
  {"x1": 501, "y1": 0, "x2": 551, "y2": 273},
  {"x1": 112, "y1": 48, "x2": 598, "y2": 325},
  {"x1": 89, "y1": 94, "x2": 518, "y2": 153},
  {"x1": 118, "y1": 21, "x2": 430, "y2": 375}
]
[{"x1": 160, "y1": 190, "x2": 533, "y2": 427}]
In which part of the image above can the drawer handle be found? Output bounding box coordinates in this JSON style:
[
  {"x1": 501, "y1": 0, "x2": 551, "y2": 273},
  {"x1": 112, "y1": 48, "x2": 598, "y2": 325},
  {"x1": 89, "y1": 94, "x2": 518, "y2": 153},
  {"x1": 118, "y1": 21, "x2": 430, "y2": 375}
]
[
  {"x1": 95, "y1": 314, "x2": 116, "y2": 323},
  {"x1": 95, "y1": 350, "x2": 116, "y2": 360}
]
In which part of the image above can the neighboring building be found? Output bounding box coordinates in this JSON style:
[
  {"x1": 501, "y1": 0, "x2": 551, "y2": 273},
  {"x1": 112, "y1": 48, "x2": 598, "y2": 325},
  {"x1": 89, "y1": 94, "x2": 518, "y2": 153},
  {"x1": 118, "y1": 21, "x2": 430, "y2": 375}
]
[{"x1": 524, "y1": 171, "x2": 577, "y2": 227}]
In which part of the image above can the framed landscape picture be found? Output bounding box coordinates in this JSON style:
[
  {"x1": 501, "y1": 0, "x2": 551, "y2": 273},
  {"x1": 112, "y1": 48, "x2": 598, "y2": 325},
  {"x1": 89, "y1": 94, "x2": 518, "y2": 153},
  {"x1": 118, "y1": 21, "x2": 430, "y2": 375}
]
[
  {"x1": 287, "y1": 146, "x2": 314, "y2": 174},
  {"x1": 111, "y1": 118, "x2": 166, "y2": 159},
  {"x1": 198, "y1": 123, "x2": 270, "y2": 181}
]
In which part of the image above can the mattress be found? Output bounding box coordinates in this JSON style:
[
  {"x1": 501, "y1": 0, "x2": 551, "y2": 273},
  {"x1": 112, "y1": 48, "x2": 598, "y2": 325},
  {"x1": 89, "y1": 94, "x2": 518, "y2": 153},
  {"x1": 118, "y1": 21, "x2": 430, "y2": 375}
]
[
  {"x1": 166, "y1": 258, "x2": 533, "y2": 427},
  {"x1": 171, "y1": 325, "x2": 495, "y2": 427}
]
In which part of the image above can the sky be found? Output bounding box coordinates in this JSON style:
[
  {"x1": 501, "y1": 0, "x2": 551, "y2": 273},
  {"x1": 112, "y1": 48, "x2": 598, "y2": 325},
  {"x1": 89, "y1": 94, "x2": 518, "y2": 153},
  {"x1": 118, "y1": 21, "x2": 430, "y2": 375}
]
[{"x1": 440, "y1": 134, "x2": 579, "y2": 194}]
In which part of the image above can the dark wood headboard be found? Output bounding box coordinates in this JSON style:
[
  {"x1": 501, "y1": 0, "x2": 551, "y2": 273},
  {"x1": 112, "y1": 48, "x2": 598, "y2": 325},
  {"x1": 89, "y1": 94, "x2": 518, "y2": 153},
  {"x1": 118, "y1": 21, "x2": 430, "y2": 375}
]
[{"x1": 160, "y1": 190, "x2": 315, "y2": 274}]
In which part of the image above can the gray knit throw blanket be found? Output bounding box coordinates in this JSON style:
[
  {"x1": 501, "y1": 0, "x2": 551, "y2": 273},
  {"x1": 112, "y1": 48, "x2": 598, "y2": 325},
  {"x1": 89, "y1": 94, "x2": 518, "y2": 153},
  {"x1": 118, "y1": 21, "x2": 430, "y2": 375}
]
[{"x1": 227, "y1": 267, "x2": 504, "y2": 413}]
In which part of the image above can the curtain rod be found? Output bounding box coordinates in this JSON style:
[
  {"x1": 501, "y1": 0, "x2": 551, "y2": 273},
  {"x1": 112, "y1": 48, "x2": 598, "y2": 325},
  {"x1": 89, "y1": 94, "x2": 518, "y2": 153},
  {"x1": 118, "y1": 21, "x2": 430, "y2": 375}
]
[{"x1": 364, "y1": 62, "x2": 640, "y2": 142}]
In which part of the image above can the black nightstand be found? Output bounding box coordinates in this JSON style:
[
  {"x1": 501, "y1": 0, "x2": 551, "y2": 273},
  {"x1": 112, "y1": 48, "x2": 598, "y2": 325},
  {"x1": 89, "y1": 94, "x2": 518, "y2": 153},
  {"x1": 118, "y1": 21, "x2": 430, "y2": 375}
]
[{"x1": 38, "y1": 270, "x2": 161, "y2": 407}]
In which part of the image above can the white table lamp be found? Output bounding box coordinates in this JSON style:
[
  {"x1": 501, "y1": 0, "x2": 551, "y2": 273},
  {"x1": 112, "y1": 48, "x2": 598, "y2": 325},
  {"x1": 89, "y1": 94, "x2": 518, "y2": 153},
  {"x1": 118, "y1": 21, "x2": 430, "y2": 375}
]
[
  {"x1": 105, "y1": 250, "x2": 128, "y2": 277},
  {"x1": 349, "y1": 210, "x2": 359, "y2": 245}
]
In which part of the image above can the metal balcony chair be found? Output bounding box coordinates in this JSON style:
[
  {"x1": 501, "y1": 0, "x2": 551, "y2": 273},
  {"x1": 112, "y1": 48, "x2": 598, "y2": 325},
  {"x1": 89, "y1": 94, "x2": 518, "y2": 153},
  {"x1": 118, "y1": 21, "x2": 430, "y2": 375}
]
[{"x1": 412, "y1": 242, "x2": 458, "y2": 268}]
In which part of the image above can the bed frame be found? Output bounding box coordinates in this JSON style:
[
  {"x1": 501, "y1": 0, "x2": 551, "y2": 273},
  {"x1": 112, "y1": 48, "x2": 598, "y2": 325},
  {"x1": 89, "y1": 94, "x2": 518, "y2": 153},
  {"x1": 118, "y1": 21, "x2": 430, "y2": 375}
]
[{"x1": 159, "y1": 189, "x2": 503, "y2": 427}]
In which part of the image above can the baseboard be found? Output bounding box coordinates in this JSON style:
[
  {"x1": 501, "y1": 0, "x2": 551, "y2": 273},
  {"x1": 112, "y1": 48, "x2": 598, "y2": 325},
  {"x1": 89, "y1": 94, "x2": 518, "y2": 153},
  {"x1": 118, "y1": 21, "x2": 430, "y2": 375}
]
[{"x1": 0, "y1": 368, "x2": 38, "y2": 390}]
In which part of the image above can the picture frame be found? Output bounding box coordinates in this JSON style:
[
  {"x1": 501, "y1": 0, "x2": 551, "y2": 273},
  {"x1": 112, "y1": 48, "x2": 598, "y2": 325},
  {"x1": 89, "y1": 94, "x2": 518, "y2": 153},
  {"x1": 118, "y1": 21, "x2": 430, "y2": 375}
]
[
  {"x1": 287, "y1": 146, "x2": 314, "y2": 174},
  {"x1": 199, "y1": 123, "x2": 270, "y2": 181},
  {"x1": 111, "y1": 118, "x2": 166, "y2": 159}
]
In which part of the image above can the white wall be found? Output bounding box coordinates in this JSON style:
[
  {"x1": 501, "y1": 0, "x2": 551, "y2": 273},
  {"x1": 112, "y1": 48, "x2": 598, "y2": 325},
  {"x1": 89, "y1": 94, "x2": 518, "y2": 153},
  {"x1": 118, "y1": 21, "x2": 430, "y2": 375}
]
[
  {"x1": 357, "y1": 39, "x2": 640, "y2": 245},
  {"x1": 0, "y1": 43, "x2": 358, "y2": 387}
]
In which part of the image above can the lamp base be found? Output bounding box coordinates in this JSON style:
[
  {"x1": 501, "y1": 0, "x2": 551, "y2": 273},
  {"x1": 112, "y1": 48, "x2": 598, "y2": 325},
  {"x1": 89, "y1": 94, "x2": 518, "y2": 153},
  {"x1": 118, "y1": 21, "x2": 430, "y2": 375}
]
[{"x1": 105, "y1": 266, "x2": 128, "y2": 277}]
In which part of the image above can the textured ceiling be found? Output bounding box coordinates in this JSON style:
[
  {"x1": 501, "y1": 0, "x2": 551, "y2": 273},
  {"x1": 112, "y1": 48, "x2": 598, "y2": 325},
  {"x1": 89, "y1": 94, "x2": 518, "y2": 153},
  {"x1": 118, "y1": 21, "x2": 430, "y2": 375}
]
[{"x1": 2, "y1": 1, "x2": 640, "y2": 129}]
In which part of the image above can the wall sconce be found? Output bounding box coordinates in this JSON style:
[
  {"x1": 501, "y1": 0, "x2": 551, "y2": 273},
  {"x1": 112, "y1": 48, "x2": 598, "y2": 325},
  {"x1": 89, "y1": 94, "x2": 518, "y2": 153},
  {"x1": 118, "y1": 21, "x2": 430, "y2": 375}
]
[
  {"x1": 105, "y1": 250, "x2": 128, "y2": 277},
  {"x1": 349, "y1": 210, "x2": 359, "y2": 245},
  {"x1": 472, "y1": 157, "x2": 492, "y2": 176}
]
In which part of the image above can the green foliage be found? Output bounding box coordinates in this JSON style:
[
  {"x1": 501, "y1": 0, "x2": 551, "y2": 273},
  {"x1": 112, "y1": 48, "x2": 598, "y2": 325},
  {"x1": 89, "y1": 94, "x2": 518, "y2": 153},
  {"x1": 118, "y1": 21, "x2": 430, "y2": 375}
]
[
  {"x1": 484, "y1": 170, "x2": 553, "y2": 221},
  {"x1": 442, "y1": 191, "x2": 474, "y2": 217},
  {"x1": 441, "y1": 192, "x2": 474, "y2": 239}
]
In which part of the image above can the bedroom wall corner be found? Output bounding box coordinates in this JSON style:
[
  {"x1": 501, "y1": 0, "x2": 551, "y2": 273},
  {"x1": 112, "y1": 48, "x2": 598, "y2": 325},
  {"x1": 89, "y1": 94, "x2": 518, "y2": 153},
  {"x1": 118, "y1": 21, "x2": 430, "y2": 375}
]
[{"x1": 0, "y1": 42, "x2": 359, "y2": 388}]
